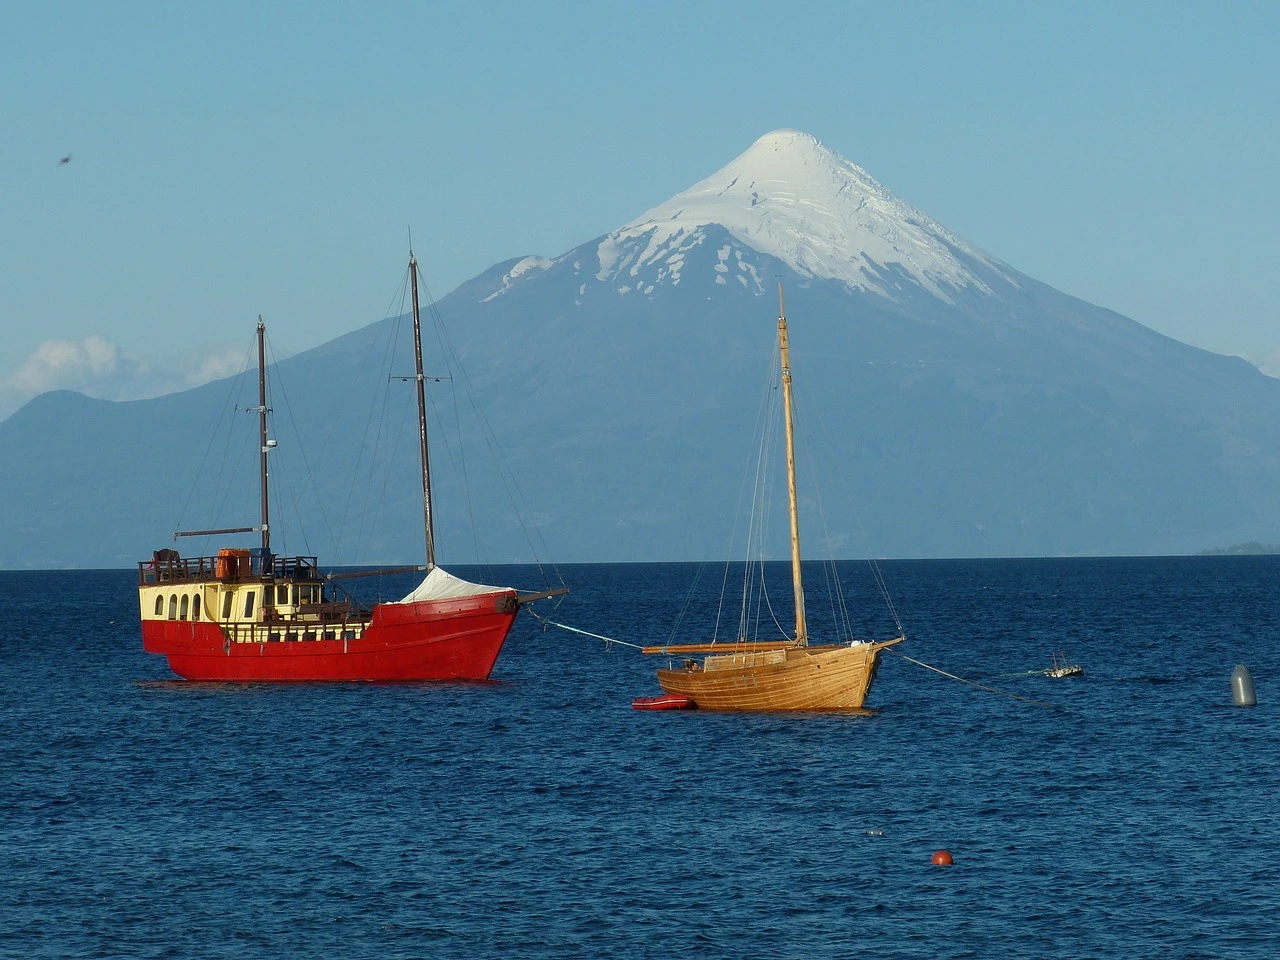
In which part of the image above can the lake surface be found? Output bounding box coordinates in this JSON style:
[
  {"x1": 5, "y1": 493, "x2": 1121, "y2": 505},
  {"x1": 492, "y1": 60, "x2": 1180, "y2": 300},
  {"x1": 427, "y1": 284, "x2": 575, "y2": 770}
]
[{"x1": 2, "y1": 557, "x2": 1278, "y2": 959}]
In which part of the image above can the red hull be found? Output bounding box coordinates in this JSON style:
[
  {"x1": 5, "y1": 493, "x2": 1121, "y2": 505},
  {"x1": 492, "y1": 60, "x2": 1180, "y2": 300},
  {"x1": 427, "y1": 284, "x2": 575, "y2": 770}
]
[
  {"x1": 142, "y1": 591, "x2": 519, "y2": 682},
  {"x1": 631, "y1": 694, "x2": 695, "y2": 711}
]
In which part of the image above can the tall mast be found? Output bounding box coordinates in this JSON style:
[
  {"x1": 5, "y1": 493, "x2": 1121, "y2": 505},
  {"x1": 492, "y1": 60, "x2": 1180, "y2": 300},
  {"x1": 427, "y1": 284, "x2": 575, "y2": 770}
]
[
  {"x1": 409, "y1": 252, "x2": 436, "y2": 569},
  {"x1": 256, "y1": 316, "x2": 271, "y2": 556},
  {"x1": 777, "y1": 283, "x2": 807, "y2": 646}
]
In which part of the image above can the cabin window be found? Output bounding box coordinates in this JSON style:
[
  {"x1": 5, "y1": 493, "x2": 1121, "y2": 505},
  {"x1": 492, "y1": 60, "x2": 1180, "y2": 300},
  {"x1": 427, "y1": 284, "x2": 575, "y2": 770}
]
[
  {"x1": 168, "y1": 595, "x2": 178, "y2": 620},
  {"x1": 179, "y1": 596, "x2": 190, "y2": 620},
  {"x1": 243, "y1": 590, "x2": 256, "y2": 618},
  {"x1": 276, "y1": 585, "x2": 289, "y2": 605},
  {"x1": 291, "y1": 585, "x2": 299, "y2": 606},
  {"x1": 192, "y1": 595, "x2": 201, "y2": 620},
  {"x1": 153, "y1": 595, "x2": 163, "y2": 616},
  {"x1": 222, "y1": 591, "x2": 233, "y2": 620}
]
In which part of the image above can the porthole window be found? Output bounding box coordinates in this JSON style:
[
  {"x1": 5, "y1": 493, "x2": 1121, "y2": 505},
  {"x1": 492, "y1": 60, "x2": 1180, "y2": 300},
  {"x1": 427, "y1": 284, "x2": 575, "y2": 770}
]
[
  {"x1": 154, "y1": 595, "x2": 163, "y2": 616},
  {"x1": 168, "y1": 595, "x2": 178, "y2": 620},
  {"x1": 179, "y1": 596, "x2": 190, "y2": 620},
  {"x1": 192, "y1": 595, "x2": 201, "y2": 620}
]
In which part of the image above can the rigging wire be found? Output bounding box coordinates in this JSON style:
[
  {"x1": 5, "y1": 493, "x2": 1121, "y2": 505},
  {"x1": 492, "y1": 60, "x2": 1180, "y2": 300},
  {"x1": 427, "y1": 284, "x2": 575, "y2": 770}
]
[
  {"x1": 804, "y1": 374, "x2": 904, "y2": 636},
  {"x1": 793, "y1": 385, "x2": 859, "y2": 641},
  {"x1": 704, "y1": 330, "x2": 782, "y2": 644},
  {"x1": 751, "y1": 340, "x2": 796, "y2": 644},
  {"x1": 668, "y1": 559, "x2": 710, "y2": 644},
  {"x1": 174, "y1": 335, "x2": 257, "y2": 538},
  {"x1": 737, "y1": 336, "x2": 786, "y2": 643},
  {"x1": 211, "y1": 366, "x2": 261, "y2": 536},
  {"x1": 258, "y1": 328, "x2": 323, "y2": 561},
  {"x1": 371, "y1": 386, "x2": 416, "y2": 559},
  {"x1": 411, "y1": 280, "x2": 487, "y2": 568},
  {"x1": 416, "y1": 271, "x2": 565, "y2": 592},
  {"x1": 334, "y1": 270, "x2": 413, "y2": 565}
]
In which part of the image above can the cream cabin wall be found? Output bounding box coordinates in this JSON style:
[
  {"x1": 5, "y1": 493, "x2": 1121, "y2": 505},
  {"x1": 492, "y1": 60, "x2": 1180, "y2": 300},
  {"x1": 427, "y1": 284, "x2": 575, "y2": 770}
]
[
  {"x1": 139, "y1": 583, "x2": 250, "y2": 624},
  {"x1": 138, "y1": 581, "x2": 369, "y2": 645},
  {"x1": 138, "y1": 579, "x2": 370, "y2": 647}
]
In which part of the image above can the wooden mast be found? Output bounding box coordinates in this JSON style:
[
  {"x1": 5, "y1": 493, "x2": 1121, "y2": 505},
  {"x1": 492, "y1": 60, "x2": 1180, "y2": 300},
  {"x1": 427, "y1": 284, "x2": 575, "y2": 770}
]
[
  {"x1": 777, "y1": 283, "x2": 807, "y2": 646},
  {"x1": 409, "y1": 253, "x2": 437, "y2": 569},
  {"x1": 256, "y1": 316, "x2": 271, "y2": 557}
]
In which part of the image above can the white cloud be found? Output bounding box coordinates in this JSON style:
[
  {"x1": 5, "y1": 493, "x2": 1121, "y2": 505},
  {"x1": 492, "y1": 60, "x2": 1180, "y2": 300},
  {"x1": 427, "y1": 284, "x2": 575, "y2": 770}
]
[
  {"x1": 6, "y1": 335, "x2": 121, "y2": 393},
  {"x1": 0, "y1": 335, "x2": 251, "y2": 421}
]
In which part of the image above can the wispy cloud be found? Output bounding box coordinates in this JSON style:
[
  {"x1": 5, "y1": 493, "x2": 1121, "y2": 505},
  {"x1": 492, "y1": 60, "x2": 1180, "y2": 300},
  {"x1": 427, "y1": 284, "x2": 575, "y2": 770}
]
[{"x1": 0, "y1": 335, "x2": 251, "y2": 421}]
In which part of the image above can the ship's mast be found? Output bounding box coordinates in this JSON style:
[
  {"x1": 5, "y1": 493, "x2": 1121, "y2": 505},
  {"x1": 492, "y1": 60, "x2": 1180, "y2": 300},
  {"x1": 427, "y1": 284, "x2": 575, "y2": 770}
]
[
  {"x1": 777, "y1": 283, "x2": 807, "y2": 646},
  {"x1": 409, "y1": 253, "x2": 437, "y2": 569},
  {"x1": 256, "y1": 316, "x2": 271, "y2": 557}
]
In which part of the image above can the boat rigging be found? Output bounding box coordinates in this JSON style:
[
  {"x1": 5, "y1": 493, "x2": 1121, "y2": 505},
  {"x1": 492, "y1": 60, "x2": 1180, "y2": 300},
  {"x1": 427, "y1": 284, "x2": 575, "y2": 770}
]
[{"x1": 137, "y1": 251, "x2": 565, "y2": 682}]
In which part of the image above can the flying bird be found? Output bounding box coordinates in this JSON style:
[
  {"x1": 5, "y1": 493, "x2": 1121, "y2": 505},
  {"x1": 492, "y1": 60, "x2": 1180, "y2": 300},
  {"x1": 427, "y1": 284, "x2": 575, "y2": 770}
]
[{"x1": 58, "y1": 154, "x2": 71, "y2": 165}]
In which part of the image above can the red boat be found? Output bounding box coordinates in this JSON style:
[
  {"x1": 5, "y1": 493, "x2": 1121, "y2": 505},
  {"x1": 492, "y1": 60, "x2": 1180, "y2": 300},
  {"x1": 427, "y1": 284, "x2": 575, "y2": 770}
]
[
  {"x1": 138, "y1": 253, "x2": 563, "y2": 682},
  {"x1": 631, "y1": 694, "x2": 695, "y2": 711}
]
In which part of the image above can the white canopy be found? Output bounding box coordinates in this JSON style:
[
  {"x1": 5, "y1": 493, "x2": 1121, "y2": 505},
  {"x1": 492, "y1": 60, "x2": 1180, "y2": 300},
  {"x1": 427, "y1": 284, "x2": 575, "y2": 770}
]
[{"x1": 399, "y1": 565, "x2": 509, "y2": 603}]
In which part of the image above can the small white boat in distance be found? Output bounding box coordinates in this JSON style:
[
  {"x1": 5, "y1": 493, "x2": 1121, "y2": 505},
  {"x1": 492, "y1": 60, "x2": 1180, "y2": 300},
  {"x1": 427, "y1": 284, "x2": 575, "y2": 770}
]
[{"x1": 1045, "y1": 651, "x2": 1083, "y2": 678}]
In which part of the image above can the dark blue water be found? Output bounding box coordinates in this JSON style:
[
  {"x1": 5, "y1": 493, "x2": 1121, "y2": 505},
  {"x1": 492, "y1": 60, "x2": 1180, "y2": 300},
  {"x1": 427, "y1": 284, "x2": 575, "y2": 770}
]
[{"x1": 2, "y1": 558, "x2": 1278, "y2": 959}]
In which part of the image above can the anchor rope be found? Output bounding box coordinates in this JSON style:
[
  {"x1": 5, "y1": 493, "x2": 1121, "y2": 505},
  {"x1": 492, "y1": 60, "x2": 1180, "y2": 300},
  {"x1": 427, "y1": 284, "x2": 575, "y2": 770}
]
[
  {"x1": 527, "y1": 610, "x2": 646, "y2": 651},
  {"x1": 532, "y1": 611, "x2": 1054, "y2": 708},
  {"x1": 884, "y1": 648, "x2": 1055, "y2": 707}
]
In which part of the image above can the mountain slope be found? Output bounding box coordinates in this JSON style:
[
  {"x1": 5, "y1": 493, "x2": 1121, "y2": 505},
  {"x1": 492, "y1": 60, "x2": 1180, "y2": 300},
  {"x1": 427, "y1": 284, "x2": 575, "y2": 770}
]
[{"x1": 3, "y1": 130, "x2": 1278, "y2": 568}]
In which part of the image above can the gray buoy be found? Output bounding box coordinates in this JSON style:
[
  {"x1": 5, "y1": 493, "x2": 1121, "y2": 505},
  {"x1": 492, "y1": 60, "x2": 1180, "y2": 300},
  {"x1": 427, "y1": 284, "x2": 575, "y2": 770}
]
[{"x1": 1231, "y1": 665, "x2": 1257, "y2": 707}]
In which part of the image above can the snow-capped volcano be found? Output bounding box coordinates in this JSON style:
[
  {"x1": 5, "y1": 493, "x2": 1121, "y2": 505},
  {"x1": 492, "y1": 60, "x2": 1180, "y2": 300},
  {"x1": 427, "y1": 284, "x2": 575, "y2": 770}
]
[
  {"x1": 606, "y1": 128, "x2": 1006, "y2": 299},
  {"x1": 490, "y1": 129, "x2": 1012, "y2": 304},
  {"x1": 8, "y1": 128, "x2": 1280, "y2": 569}
]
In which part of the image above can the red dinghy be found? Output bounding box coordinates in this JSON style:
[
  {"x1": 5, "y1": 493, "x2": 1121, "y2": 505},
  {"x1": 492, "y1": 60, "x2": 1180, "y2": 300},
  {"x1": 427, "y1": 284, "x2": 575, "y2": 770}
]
[{"x1": 631, "y1": 694, "x2": 695, "y2": 711}]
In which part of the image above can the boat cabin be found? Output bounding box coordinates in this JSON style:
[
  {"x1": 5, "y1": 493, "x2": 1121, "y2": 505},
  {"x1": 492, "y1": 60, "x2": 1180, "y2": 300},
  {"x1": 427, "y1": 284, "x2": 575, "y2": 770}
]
[{"x1": 138, "y1": 547, "x2": 367, "y2": 643}]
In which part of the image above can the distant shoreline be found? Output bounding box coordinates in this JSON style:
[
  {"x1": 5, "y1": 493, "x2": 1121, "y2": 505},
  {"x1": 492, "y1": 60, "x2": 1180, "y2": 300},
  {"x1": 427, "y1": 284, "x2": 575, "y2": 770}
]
[
  {"x1": 6, "y1": 552, "x2": 1280, "y2": 573},
  {"x1": 1197, "y1": 541, "x2": 1280, "y2": 556}
]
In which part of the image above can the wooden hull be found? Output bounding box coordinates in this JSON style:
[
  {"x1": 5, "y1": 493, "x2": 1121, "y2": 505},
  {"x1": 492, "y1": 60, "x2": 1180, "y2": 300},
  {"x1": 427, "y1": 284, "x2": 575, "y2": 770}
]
[
  {"x1": 655, "y1": 640, "x2": 898, "y2": 711},
  {"x1": 141, "y1": 591, "x2": 519, "y2": 682}
]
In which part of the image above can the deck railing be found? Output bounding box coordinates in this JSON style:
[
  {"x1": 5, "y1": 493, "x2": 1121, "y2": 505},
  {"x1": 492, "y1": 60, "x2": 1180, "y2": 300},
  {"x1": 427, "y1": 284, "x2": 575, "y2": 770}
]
[{"x1": 138, "y1": 551, "x2": 321, "y2": 586}]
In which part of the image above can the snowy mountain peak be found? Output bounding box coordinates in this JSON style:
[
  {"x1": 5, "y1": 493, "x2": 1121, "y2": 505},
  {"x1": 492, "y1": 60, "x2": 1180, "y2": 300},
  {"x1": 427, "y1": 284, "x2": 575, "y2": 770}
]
[{"x1": 590, "y1": 129, "x2": 1006, "y2": 302}]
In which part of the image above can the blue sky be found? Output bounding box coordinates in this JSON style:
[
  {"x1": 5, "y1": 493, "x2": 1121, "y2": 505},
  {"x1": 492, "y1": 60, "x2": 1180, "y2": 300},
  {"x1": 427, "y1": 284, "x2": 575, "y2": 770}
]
[{"x1": 3, "y1": 1, "x2": 1277, "y2": 417}]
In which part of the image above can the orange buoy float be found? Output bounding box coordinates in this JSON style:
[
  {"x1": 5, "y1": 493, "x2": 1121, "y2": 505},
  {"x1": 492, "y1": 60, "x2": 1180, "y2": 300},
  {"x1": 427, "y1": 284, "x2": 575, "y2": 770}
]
[{"x1": 931, "y1": 850, "x2": 954, "y2": 866}]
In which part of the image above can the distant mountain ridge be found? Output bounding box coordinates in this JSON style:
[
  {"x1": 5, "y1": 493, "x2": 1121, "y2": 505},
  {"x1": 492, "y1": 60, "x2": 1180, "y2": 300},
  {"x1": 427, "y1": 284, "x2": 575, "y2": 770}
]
[{"x1": 3, "y1": 130, "x2": 1279, "y2": 569}]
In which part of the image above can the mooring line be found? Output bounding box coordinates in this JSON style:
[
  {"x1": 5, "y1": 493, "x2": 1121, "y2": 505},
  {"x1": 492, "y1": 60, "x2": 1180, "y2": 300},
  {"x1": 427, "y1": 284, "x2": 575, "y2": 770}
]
[
  {"x1": 533, "y1": 612, "x2": 1053, "y2": 707},
  {"x1": 528, "y1": 610, "x2": 646, "y2": 651},
  {"x1": 885, "y1": 648, "x2": 1056, "y2": 708}
]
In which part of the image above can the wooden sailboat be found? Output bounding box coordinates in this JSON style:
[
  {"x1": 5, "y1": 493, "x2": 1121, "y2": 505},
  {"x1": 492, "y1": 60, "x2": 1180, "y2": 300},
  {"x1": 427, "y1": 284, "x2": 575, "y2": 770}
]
[
  {"x1": 644, "y1": 284, "x2": 903, "y2": 711},
  {"x1": 136, "y1": 252, "x2": 564, "y2": 681}
]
